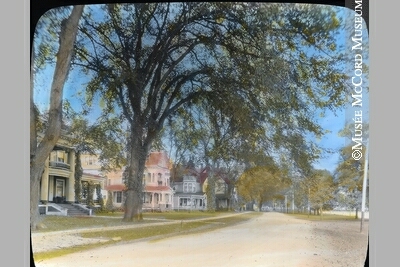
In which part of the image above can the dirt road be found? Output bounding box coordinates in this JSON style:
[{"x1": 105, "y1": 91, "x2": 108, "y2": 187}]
[{"x1": 33, "y1": 212, "x2": 369, "y2": 267}]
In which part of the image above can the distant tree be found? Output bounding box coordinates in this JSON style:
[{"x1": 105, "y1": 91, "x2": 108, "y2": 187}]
[
  {"x1": 335, "y1": 144, "x2": 367, "y2": 193},
  {"x1": 237, "y1": 165, "x2": 291, "y2": 211},
  {"x1": 334, "y1": 123, "x2": 369, "y2": 217},
  {"x1": 303, "y1": 169, "x2": 335, "y2": 215},
  {"x1": 335, "y1": 189, "x2": 362, "y2": 218}
]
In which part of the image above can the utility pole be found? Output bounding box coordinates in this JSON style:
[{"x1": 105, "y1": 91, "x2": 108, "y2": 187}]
[
  {"x1": 292, "y1": 190, "x2": 294, "y2": 214},
  {"x1": 308, "y1": 187, "x2": 310, "y2": 218},
  {"x1": 360, "y1": 142, "x2": 369, "y2": 232}
]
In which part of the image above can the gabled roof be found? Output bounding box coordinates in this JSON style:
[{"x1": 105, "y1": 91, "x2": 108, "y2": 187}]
[
  {"x1": 199, "y1": 166, "x2": 231, "y2": 185},
  {"x1": 145, "y1": 151, "x2": 172, "y2": 169},
  {"x1": 173, "y1": 165, "x2": 231, "y2": 186},
  {"x1": 199, "y1": 167, "x2": 208, "y2": 185},
  {"x1": 170, "y1": 164, "x2": 200, "y2": 182}
]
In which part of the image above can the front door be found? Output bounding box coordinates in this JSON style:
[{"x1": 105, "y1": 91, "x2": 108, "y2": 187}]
[{"x1": 55, "y1": 179, "x2": 65, "y2": 198}]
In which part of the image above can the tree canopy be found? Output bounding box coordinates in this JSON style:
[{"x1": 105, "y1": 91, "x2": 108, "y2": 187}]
[
  {"x1": 33, "y1": 3, "x2": 353, "y2": 221},
  {"x1": 308, "y1": 169, "x2": 335, "y2": 212},
  {"x1": 237, "y1": 164, "x2": 291, "y2": 210}
]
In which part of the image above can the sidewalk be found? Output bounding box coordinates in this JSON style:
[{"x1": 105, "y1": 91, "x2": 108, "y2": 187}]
[{"x1": 32, "y1": 212, "x2": 248, "y2": 254}]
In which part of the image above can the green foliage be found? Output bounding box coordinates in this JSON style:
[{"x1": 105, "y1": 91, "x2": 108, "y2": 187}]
[
  {"x1": 335, "y1": 145, "x2": 366, "y2": 192},
  {"x1": 86, "y1": 181, "x2": 95, "y2": 208},
  {"x1": 32, "y1": 6, "x2": 73, "y2": 71},
  {"x1": 336, "y1": 123, "x2": 369, "y2": 193},
  {"x1": 105, "y1": 190, "x2": 115, "y2": 212},
  {"x1": 334, "y1": 124, "x2": 369, "y2": 211},
  {"x1": 237, "y1": 165, "x2": 291, "y2": 205},
  {"x1": 96, "y1": 184, "x2": 105, "y2": 211},
  {"x1": 303, "y1": 169, "x2": 335, "y2": 211},
  {"x1": 74, "y1": 2, "x2": 348, "y2": 133},
  {"x1": 55, "y1": 3, "x2": 351, "y2": 219},
  {"x1": 335, "y1": 190, "x2": 361, "y2": 210},
  {"x1": 67, "y1": 115, "x2": 127, "y2": 172}
]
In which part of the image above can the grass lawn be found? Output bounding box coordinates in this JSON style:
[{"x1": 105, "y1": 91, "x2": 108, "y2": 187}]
[
  {"x1": 33, "y1": 211, "x2": 261, "y2": 261},
  {"x1": 34, "y1": 210, "x2": 237, "y2": 232},
  {"x1": 284, "y1": 212, "x2": 360, "y2": 221},
  {"x1": 142, "y1": 210, "x2": 226, "y2": 220},
  {"x1": 35, "y1": 214, "x2": 152, "y2": 232}
]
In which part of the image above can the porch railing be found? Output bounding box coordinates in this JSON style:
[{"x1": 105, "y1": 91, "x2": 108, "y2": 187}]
[{"x1": 49, "y1": 161, "x2": 71, "y2": 170}]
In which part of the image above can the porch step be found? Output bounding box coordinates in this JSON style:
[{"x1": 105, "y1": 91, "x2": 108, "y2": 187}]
[{"x1": 57, "y1": 203, "x2": 91, "y2": 216}]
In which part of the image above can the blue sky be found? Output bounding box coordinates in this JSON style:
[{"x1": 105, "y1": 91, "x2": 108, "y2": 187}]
[{"x1": 32, "y1": 3, "x2": 370, "y2": 175}]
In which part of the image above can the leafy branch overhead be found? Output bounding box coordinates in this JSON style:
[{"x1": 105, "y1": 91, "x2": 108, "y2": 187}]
[
  {"x1": 75, "y1": 3, "x2": 347, "y2": 130},
  {"x1": 33, "y1": 3, "x2": 354, "y2": 221}
]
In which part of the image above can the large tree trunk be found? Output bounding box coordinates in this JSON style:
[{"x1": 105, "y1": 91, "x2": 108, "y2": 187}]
[
  {"x1": 258, "y1": 197, "x2": 263, "y2": 211},
  {"x1": 206, "y1": 175, "x2": 216, "y2": 212},
  {"x1": 30, "y1": 5, "x2": 84, "y2": 230},
  {"x1": 226, "y1": 183, "x2": 235, "y2": 211},
  {"x1": 30, "y1": 164, "x2": 45, "y2": 230},
  {"x1": 205, "y1": 160, "x2": 218, "y2": 212},
  {"x1": 122, "y1": 126, "x2": 151, "y2": 221}
]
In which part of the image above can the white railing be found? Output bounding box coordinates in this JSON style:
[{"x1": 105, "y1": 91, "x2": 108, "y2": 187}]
[{"x1": 39, "y1": 204, "x2": 68, "y2": 216}]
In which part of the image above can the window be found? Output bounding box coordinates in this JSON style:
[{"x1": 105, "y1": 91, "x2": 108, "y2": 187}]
[
  {"x1": 86, "y1": 156, "x2": 95, "y2": 165},
  {"x1": 116, "y1": 192, "x2": 122, "y2": 203},
  {"x1": 180, "y1": 198, "x2": 188, "y2": 206},
  {"x1": 50, "y1": 150, "x2": 68, "y2": 163},
  {"x1": 183, "y1": 182, "x2": 196, "y2": 193}
]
